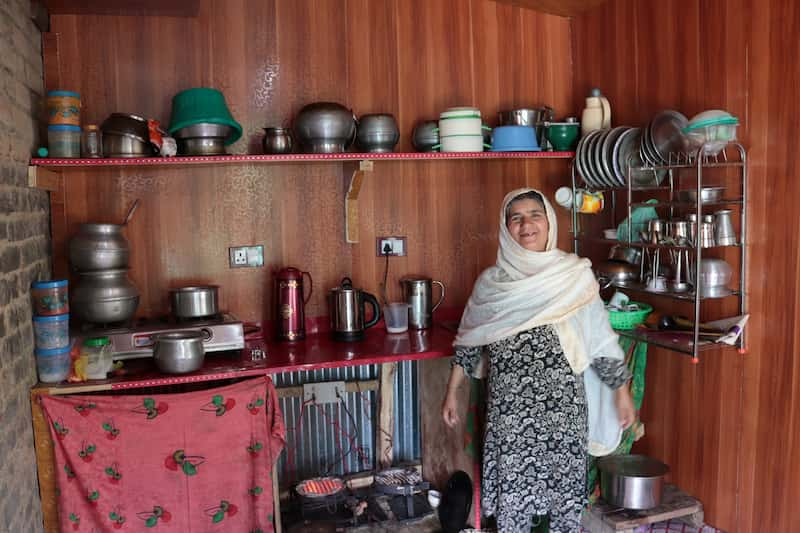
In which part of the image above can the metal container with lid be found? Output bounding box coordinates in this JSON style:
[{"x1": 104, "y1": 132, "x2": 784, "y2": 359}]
[{"x1": 596, "y1": 454, "x2": 670, "y2": 510}]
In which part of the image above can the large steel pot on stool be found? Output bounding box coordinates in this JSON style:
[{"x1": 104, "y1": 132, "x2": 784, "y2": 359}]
[{"x1": 596, "y1": 454, "x2": 669, "y2": 510}]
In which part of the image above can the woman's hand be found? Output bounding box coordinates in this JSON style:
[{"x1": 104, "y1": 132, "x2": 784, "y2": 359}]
[
  {"x1": 442, "y1": 390, "x2": 460, "y2": 428},
  {"x1": 615, "y1": 385, "x2": 636, "y2": 430}
]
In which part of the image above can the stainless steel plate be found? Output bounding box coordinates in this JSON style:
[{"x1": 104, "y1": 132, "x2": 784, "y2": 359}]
[
  {"x1": 576, "y1": 130, "x2": 601, "y2": 188},
  {"x1": 592, "y1": 129, "x2": 614, "y2": 188},
  {"x1": 601, "y1": 126, "x2": 629, "y2": 187},
  {"x1": 583, "y1": 130, "x2": 606, "y2": 189}
]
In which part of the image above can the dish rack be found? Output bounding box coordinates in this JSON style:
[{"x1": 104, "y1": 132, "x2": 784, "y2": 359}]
[{"x1": 569, "y1": 140, "x2": 747, "y2": 363}]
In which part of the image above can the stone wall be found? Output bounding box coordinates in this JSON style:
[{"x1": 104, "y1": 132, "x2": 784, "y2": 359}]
[{"x1": 0, "y1": 0, "x2": 48, "y2": 531}]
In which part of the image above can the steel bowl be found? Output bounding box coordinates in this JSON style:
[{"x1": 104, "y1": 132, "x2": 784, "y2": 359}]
[
  {"x1": 102, "y1": 132, "x2": 154, "y2": 158},
  {"x1": 596, "y1": 260, "x2": 639, "y2": 288},
  {"x1": 696, "y1": 258, "x2": 732, "y2": 297},
  {"x1": 170, "y1": 286, "x2": 219, "y2": 319},
  {"x1": 262, "y1": 127, "x2": 293, "y2": 154},
  {"x1": 597, "y1": 455, "x2": 669, "y2": 510},
  {"x1": 101, "y1": 113, "x2": 150, "y2": 142},
  {"x1": 153, "y1": 331, "x2": 205, "y2": 374},
  {"x1": 677, "y1": 186, "x2": 725, "y2": 204},
  {"x1": 176, "y1": 136, "x2": 226, "y2": 156},
  {"x1": 172, "y1": 123, "x2": 233, "y2": 139},
  {"x1": 412, "y1": 120, "x2": 439, "y2": 152},
  {"x1": 608, "y1": 245, "x2": 642, "y2": 265},
  {"x1": 294, "y1": 102, "x2": 357, "y2": 153}
]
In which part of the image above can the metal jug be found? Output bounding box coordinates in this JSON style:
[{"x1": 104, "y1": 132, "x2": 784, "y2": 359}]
[
  {"x1": 328, "y1": 277, "x2": 381, "y2": 342},
  {"x1": 274, "y1": 267, "x2": 312, "y2": 341},
  {"x1": 400, "y1": 277, "x2": 446, "y2": 330}
]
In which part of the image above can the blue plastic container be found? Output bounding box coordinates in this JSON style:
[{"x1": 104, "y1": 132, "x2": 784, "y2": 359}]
[
  {"x1": 35, "y1": 346, "x2": 71, "y2": 383},
  {"x1": 33, "y1": 314, "x2": 70, "y2": 349},
  {"x1": 491, "y1": 125, "x2": 541, "y2": 152}
]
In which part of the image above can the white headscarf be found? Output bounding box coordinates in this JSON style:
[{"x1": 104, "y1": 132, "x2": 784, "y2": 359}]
[{"x1": 454, "y1": 187, "x2": 600, "y2": 372}]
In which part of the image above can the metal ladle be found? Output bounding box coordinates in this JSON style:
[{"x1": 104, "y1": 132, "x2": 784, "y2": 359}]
[{"x1": 122, "y1": 198, "x2": 140, "y2": 226}]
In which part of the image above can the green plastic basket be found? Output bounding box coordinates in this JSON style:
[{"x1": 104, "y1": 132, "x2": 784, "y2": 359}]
[
  {"x1": 607, "y1": 301, "x2": 653, "y2": 330},
  {"x1": 168, "y1": 87, "x2": 242, "y2": 144}
]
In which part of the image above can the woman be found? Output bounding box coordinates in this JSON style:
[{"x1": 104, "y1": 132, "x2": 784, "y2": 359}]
[{"x1": 442, "y1": 188, "x2": 635, "y2": 533}]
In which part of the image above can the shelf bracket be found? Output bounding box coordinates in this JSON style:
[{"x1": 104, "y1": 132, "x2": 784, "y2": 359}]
[
  {"x1": 344, "y1": 159, "x2": 373, "y2": 243},
  {"x1": 27, "y1": 166, "x2": 63, "y2": 192}
]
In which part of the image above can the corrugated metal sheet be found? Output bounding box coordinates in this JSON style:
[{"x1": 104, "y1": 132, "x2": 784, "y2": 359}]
[{"x1": 275, "y1": 361, "x2": 420, "y2": 487}]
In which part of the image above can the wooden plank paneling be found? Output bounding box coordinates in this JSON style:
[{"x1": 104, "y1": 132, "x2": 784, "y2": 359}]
[
  {"x1": 574, "y1": 1, "x2": 799, "y2": 531},
  {"x1": 492, "y1": 0, "x2": 608, "y2": 18}
]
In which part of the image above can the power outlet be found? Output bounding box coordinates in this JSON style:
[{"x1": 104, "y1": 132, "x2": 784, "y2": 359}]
[
  {"x1": 229, "y1": 245, "x2": 264, "y2": 268},
  {"x1": 376, "y1": 236, "x2": 407, "y2": 257},
  {"x1": 303, "y1": 381, "x2": 345, "y2": 404}
]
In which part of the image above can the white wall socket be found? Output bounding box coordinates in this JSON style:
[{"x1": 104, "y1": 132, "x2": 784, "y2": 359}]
[
  {"x1": 376, "y1": 236, "x2": 407, "y2": 257},
  {"x1": 228, "y1": 245, "x2": 264, "y2": 268}
]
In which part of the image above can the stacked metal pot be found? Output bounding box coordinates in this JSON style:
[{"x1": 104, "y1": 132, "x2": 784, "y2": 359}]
[{"x1": 69, "y1": 216, "x2": 140, "y2": 325}]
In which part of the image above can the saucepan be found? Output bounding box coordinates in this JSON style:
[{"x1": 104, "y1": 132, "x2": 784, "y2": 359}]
[
  {"x1": 169, "y1": 286, "x2": 219, "y2": 319},
  {"x1": 153, "y1": 331, "x2": 205, "y2": 374},
  {"x1": 596, "y1": 454, "x2": 669, "y2": 510}
]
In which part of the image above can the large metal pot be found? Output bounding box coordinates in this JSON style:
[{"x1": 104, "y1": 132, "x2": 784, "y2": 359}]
[
  {"x1": 71, "y1": 269, "x2": 139, "y2": 324},
  {"x1": 293, "y1": 102, "x2": 357, "y2": 153},
  {"x1": 153, "y1": 331, "x2": 205, "y2": 374},
  {"x1": 596, "y1": 455, "x2": 669, "y2": 510},
  {"x1": 170, "y1": 286, "x2": 219, "y2": 319},
  {"x1": 69, "y1": 223, "x2": 130, "y2": 271},
  {"x1": 595, "y1": 260, "x2": 639, "y2": 289}
]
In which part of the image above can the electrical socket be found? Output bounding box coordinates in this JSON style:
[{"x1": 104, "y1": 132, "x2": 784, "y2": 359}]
[
  {"x1": 303, "y1": 381, "x2": 345, "y2": 404},
  {"x1": 229, "y1": 245, "x2": 264, "y2": 268},
  {"x1": 376, "y1": 236, "x2": 407, "y2": 257}
]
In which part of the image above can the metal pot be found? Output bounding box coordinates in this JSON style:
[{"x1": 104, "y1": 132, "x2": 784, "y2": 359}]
[
  {"x1": 356, "y1": 114, "x2": 400, "y2": 153},
  {"x1": 176, "y1": 136, "x2": 226, "y2": 156},
  {"x1": 608, "y1": 245, "x2": 642, "y2": 266},
  {"x1": 69, "y1": 223, "x2": 130, "y2": 271},
  {"x1": 293, "y1": 102, "x2": 357, "y2": 153},
  {"x1": 71, "y1": 269, "x2": 139, "y2": 324},
  {"x1": 102, "y1": 132, "x2": 154, "y2": 158},
  {"x1": 412, "y1": 120, "x2": 439, "y2": 152},
  {"x1": 596, "y1": 455, "x2": 669, "y2": 510},
  {"x1": 153, "y1": 331, "x2": 205, "y2": 374},
  {"x1": 595, "y1": 260, "x2": 639, "y2": 289},
  {"x1": 170, "y1": 286, "x2": 219, "y2": 319},
  {"x1": 262, "y1": 127, "x2": 293, "y2": 154}
]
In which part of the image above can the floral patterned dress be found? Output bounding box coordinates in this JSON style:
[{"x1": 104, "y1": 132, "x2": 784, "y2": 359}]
[{"x1": 454, "y1": 325, "x2": 630, "y2": 533}]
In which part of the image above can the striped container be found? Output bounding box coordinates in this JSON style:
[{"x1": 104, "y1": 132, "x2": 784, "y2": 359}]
[{"x1": 46, "y1": 90, "x2": 81, "y2": 126}]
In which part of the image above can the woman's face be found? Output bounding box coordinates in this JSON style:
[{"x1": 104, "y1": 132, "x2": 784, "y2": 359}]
[{"x1": 506, "y1": 198, "x2": 549, "y2": 252}]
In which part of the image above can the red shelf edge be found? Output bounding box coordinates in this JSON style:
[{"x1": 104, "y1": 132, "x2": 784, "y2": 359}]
[{"x1": 30, "y1": 151, "x2": 574, "y2": 167}]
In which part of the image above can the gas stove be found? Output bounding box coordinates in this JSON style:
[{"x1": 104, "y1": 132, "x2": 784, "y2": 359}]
[{"x1": 78, "y1": 313, "x2": 245, "y2": 360}]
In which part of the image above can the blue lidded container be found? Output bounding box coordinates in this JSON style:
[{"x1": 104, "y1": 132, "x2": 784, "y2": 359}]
[
  {"x1": 33, "y1": 314, "x2": 70, "y2": 349},
  {"x1": 35, "y1": 345, "x2": 71, "y2": 383}
]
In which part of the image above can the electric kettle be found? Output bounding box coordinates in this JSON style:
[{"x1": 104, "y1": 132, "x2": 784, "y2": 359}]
[{"x1": 328, "y1": 277, "x2": 381, "y2": 341}]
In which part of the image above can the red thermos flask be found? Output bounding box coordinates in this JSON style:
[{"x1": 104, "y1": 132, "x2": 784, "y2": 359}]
[{"x1": 274, "y1": 267, "x2": 312, "y2": 341}]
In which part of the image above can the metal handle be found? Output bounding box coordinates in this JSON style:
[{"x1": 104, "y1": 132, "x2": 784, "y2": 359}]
[
  {"x1": 361, "y1": 292, "x2": 381, "y2": 330},
  {"x1": 302, "y1": 271, "x2": 313, "y2": 304},
  {"x1": 431, "y1": 280, "x2": 446, "y2": 313}
]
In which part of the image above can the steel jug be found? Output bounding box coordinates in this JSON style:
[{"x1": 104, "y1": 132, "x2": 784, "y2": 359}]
[
  {"x1": 400, "y1": 277, "x2": 446, "y2": 330},
  {"x1": 274, "y1": 267, "x2": 312, "y2": 341},
  {"x1": 328, "y1": 277, "x2": 381, "y2": 342}
]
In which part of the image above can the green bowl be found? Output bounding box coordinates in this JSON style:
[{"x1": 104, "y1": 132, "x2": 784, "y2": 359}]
[
  {"x1": 168, "y1": 88, "x2": 242, "y2": 145},
  {"x1": 546, "y1": 123, "x2": 579, "y2": 151}
]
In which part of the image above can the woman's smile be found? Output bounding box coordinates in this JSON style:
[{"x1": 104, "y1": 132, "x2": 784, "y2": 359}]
[{"x1": 506, "y1": 198, "x2": 549, "y2": 252}]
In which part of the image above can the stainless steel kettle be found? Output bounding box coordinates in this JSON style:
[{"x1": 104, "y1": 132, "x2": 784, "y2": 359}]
[{"x1": 328, "y1": 277, "x2": 381, "y2": 341}]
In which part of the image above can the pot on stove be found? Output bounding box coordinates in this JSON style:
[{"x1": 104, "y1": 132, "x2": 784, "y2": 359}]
[{"x1": 328, "y1": 277, "x2": 381, "y2": 342}]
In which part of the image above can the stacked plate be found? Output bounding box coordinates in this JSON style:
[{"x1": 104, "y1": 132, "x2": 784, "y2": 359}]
[{"x1": 575, "y1": 110, "x2": 688, "y2": 190}]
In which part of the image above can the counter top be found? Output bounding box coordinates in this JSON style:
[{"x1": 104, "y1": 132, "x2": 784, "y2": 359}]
[{"x1": 33, "y1": 322, "x2": 459, "y2": 395}]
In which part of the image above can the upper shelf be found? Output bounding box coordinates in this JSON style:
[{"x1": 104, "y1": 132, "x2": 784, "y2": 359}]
[{"x1": 30, "y1": 151, "x2": 575, "y2": 168}]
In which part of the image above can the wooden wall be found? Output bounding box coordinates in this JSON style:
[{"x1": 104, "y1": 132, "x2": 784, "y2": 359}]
[
  {"x1": 574, "y1": 1, "x2": 799, "y2": 531},
  {"x1": 49, "y1": 0, "x2": 575, "y2": 323}
]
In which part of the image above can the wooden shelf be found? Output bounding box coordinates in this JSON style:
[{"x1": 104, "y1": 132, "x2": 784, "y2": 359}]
[
  {"x1": 30, "y1": 151, "x2": 574, "y2": 168},
  {"x1": 33, "y1": 323, "x2": 457, "y2": 395}
]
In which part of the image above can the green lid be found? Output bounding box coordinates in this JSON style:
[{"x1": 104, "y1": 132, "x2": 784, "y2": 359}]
[
  {"x1": 84, "y1": 336, "x2": 110, "y2": 347},
  {"x1": 682, "y1": 116, "x2": 739, "y2": 133}
]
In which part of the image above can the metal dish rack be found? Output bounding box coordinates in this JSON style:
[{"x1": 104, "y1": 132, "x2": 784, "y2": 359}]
[{"x1": 570, "y1": 142, "x2": 747, "y2": 362}]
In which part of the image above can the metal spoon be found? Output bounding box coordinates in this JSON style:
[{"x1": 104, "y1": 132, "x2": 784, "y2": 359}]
[{"x1": 122, "y1": 199, "x2": 140, "y2": 226}]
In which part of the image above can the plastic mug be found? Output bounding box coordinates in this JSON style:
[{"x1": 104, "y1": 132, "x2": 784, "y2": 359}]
[
  {"x1": 383, "y1": 302, "x2": 410, "y2": 333},
  {"x1": 555, "y1": 187, "x2": 604, "y2": 214}
]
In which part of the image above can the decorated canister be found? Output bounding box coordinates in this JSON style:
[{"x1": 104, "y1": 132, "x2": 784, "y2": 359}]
[{"x1": 46, "y1": 90, "x2": 81, "y2": 126}]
